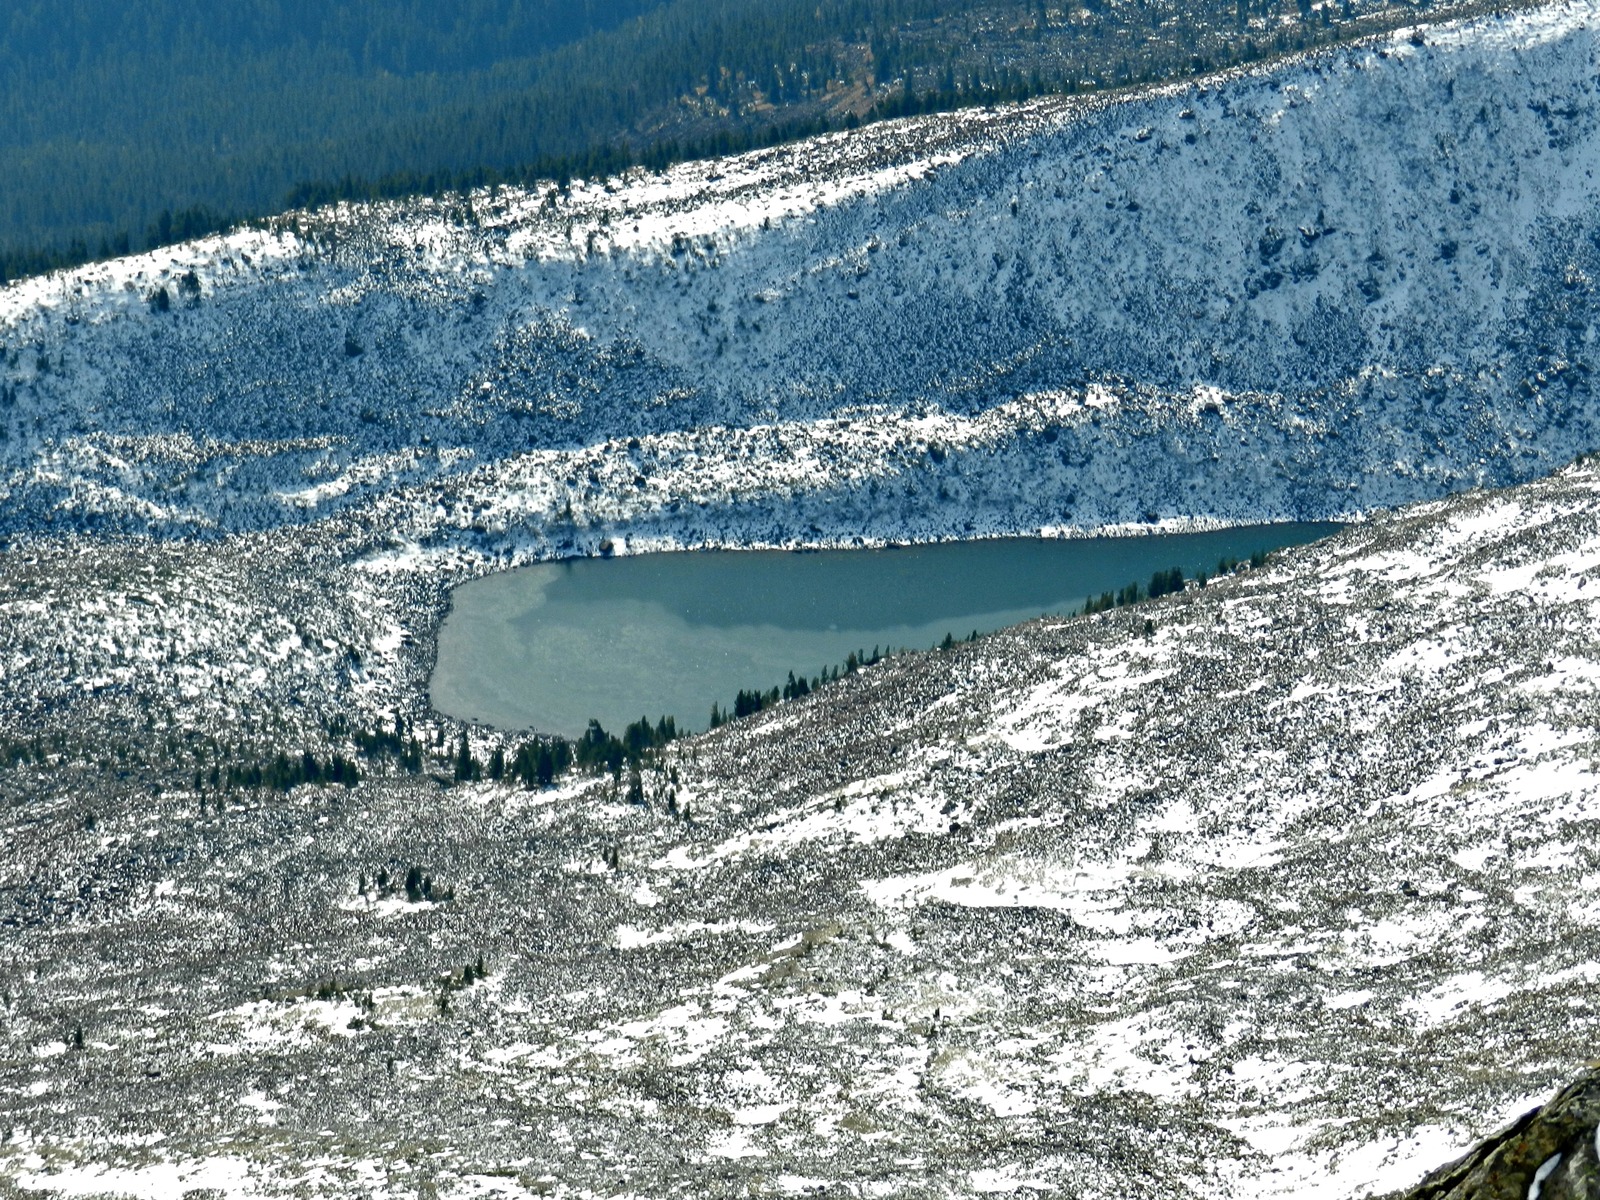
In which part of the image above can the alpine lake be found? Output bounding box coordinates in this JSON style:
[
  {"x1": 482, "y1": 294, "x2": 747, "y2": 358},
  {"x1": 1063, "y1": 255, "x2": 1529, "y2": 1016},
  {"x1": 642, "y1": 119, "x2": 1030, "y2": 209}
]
[{"x1": 431, "y1": 524, "x2": 1340, "y2": 737}]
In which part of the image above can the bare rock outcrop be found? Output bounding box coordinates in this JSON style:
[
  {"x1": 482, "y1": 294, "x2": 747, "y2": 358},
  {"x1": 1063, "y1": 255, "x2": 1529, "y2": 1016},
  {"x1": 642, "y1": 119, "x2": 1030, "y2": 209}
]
[{"x1": 1393, "y1": 1069, "x2": 1600, "y2": 1200}]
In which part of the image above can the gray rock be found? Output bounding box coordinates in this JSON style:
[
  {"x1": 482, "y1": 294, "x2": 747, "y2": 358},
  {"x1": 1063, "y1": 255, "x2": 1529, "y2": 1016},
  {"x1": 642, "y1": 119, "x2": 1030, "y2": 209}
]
[{"x1": 1393, "y1": 1069, "x2": 1600, "y2": 1200}]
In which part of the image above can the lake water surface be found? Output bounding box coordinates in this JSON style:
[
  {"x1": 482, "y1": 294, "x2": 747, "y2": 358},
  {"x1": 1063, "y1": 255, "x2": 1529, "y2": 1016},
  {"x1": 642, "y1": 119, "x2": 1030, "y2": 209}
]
[{"x1": 432, "y1": 525, "x2": 1339, "y2": 736}]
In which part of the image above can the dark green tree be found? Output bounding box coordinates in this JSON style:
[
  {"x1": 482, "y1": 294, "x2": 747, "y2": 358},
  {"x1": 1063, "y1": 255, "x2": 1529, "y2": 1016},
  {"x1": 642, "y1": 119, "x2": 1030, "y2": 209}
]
[{"x1": 453, "y1": 730, "x2": 477, "y2": 782}]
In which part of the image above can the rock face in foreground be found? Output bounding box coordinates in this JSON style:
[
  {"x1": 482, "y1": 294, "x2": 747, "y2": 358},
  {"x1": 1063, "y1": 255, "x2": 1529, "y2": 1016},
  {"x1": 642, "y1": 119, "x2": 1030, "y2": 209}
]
[{"x1": 1396, "y1": 1070, "x2": 1600, "y2": 1200}]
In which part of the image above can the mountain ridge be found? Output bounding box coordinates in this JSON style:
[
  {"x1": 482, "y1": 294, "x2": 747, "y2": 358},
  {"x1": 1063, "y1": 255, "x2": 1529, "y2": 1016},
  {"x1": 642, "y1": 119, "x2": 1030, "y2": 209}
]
[{"x1": 3, "y1": 2, "x2": 1600, "y2": 558}]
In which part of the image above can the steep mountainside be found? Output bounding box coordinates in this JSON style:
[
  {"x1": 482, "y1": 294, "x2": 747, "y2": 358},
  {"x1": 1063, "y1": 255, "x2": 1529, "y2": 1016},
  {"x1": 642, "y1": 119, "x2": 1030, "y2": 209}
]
[
  {"x1": 3, "y1": 7, "x2": 1600, "y2": 1196},
  {"x1": 3, "y1": 2, "x2": 1599, "y2": 553},
  {"x1": 4, "y1": 456, "x2": 1600, "y2": 1198}
]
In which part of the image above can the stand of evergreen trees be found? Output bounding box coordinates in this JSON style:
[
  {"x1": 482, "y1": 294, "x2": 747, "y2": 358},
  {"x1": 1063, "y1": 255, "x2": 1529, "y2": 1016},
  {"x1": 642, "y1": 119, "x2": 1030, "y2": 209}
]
[
  {"x1": 348, "y1": 712, "x2": 426, "y2": 773},
  {"x1": 0, "y1": 0, "x2": 1495, "y2": 285},
  {"x1": 213, "y1": 749, "x2": 362, "y2": 793},
  {"x1": 435, "y1": 714, "x2": 679, "y2": 791},
  {"x1": 1078, "y1": 551, "x2": 1268, "y2": 615},
  {"x1": 709, "y1": 644, "x2": 907, "y2": 727}
]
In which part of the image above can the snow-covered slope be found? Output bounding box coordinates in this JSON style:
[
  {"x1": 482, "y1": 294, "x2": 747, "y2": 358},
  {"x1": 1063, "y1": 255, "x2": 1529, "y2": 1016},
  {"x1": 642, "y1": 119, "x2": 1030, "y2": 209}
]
[
  {"x1": 3, "y1": 3, "x2": 1600, "y2": 546},
  {"x1": 5, "y1": 7, "x2": 1600, "y2": 1194},
  {"x1": 5, "y1": 457, "x2": 1600, "y2": 1198}
]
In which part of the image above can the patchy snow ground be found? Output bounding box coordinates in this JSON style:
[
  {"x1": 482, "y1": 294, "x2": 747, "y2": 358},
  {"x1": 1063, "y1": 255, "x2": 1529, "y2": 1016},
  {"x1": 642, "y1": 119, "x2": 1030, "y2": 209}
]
[
  {"x1": 4, "y1": 458, "x2": 1600, "y2": 1197},
  {"x1": 2, "y1": 4, "x2": 1600, "y2": 1196}
]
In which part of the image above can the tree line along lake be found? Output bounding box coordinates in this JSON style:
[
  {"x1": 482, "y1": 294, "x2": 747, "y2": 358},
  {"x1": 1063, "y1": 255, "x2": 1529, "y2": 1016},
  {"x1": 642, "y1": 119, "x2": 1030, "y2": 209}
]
[{"x1": 430, "y1": 524, "x2": 1340, "y2": 738}]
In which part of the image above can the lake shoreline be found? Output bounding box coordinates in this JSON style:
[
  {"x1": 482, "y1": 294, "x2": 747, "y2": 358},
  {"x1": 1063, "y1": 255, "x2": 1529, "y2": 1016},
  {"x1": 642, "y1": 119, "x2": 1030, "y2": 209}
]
[{"x1": 431, "y1": 522, "x2": 1342, "y2": 737}]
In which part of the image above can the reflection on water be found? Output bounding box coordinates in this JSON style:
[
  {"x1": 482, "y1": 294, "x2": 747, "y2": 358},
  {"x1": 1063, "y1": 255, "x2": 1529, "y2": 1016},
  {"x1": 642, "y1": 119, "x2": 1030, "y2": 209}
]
[{"x1": 431, "y1": 525, "x2": 1339, "y2": 737}]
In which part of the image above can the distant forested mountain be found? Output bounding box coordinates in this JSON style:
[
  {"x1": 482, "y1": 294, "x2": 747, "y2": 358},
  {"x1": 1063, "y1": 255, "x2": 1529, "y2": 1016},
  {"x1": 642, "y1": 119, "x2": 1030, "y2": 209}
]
[
  {"x1": 0, "y1": 0, "x2": 668, "y2": 271},
  {"x1": 1, "y1": 0, "x2": 1485, "y2": 282}
]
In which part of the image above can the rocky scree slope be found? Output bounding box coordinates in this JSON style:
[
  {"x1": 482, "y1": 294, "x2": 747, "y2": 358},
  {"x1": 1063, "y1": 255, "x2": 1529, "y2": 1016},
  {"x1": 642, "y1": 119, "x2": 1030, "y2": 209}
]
[
  {"x1": 4, "y1": 462, "x2": 1600, "y2": 1198},
  {"x1": 2, "y1": 2, "x2": 1600, "y2": 550},
  {"x1": 0, "y1": 525, "x2": 427, "y2": 752}
]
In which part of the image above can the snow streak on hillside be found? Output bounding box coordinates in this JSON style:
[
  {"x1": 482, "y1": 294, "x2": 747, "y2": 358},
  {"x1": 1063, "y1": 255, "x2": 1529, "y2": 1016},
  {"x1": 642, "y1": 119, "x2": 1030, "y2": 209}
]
[
  {"x1": 5, "y1": 461, "x2": 1600, "y2": 1198},
  {"x1": 3, "y1": 2, "x2": 1600, "y2": 549}
]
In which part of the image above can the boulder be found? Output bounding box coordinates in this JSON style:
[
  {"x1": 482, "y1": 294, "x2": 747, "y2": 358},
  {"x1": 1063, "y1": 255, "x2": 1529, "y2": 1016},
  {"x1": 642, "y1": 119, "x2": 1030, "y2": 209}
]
[{"x1": 1392, "y1": 1068, "x2": 1600, "y2": 1200}]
